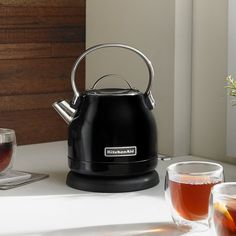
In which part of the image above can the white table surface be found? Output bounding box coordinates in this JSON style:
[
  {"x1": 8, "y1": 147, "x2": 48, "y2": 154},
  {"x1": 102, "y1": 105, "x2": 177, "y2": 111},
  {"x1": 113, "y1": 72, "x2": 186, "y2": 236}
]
[{"x1": 0, "y1": 141, "x2": 235, "y2": 236}]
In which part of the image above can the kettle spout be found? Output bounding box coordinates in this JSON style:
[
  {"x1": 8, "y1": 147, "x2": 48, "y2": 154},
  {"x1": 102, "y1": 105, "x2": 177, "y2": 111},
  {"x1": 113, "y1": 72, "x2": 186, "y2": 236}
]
[{"x1": 52, "y1": 100, "x2": 76, "y2": 125}]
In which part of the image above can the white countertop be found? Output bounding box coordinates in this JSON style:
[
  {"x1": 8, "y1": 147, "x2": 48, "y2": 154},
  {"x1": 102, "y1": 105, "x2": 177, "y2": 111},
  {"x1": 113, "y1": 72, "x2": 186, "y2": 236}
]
[{"x1": 0, "y1": 141, "x2": 235, "y2": 236}]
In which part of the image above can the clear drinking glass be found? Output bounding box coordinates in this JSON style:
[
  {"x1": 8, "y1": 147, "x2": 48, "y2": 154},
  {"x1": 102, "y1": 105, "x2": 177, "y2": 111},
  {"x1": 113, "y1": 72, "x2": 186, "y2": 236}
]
[
  {"x1": 0, "y1": 128, "x2": 16, "y2": 174},
  {"x1": 165, "y1": 161, "x2": 224, "y2": 232},
  {"x1": 210, "y1": 182, "x2": 236, "y2": 236}
]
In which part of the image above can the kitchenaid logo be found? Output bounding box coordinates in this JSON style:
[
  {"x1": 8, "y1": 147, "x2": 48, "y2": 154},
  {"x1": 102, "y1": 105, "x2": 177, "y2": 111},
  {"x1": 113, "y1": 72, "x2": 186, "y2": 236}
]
[{"x1": 104, "y1": 146, "x2": 137, "y2": 157}]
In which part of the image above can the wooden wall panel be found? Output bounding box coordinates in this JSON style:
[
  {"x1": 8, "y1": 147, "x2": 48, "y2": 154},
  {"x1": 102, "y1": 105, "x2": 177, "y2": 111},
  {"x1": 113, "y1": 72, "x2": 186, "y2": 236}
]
[
  {"x1": 0, "y1": 0, "x2": 85, "y2": 7},
  {"x1": 0, "y1": 43, "x2": 84, "y2": 59},
  {"x1": 0, "y1": 27, "x2": 85, "y2": 44},
  {"x1": 0, "y1": 0, "x2": 85, "y2": 145},
  {"x1": 0, "y1": 92, "x2": 73, "y2": 111},
  {"x1": 0, "y1": 109, "x2": 68, "y2": 144},
  {"x1": 0, "y1": 58, "x2": 85, "y2": 95}
]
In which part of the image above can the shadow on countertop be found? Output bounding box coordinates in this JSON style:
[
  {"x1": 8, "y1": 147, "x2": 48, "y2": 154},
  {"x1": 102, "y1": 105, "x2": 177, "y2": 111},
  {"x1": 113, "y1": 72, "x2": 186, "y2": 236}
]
[{"x1": 14, "y1": 222, "x2": 185, "y2": 236}]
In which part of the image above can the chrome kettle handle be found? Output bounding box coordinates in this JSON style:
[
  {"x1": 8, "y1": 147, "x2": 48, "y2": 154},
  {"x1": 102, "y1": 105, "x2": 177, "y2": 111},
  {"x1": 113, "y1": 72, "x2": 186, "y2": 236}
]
[{"x1": 71, "y1": 43, "x2": 155, "y2": 109}]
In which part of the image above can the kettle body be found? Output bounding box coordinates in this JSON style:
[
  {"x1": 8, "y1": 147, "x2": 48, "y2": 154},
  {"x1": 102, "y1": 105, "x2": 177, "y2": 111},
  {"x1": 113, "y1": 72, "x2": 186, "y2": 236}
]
[
  {"x1": 53, "y1": 43, "x2": 159, "y2": 192},
  {"x1": 68, "y1": 89, "x2": 157, "y2": 177}
]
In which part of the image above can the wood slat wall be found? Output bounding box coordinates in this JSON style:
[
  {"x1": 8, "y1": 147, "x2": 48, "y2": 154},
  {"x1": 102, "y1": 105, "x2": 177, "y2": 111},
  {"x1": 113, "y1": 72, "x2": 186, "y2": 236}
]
[{"x1": 0, "y1": 0, "x2": 86, "y2": 145}]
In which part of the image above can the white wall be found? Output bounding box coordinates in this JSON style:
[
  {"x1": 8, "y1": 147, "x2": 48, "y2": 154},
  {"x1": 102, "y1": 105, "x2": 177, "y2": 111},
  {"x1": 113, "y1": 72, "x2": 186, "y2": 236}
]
[
  {"x1": 227, "y1": 0, "x2": 236, "y2": 158},
  {"x1": 86, "y1": 0, "x2": 192, "y2": 156},
  {"x1": 174, "y1": 0, "x2": 192, "y2": 156},
  {"x1": 191, "y1": 0, "x2": 228, "y2": 161},
  {"x1": 86, "y1": 0, "x2": 236, "y2": 163}
]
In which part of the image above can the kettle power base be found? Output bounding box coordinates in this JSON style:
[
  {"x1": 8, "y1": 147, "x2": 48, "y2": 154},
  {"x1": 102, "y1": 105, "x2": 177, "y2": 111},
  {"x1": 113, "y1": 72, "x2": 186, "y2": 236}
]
[{"x1": 66, "y1": 171, "x2": 159, "y2": 193}]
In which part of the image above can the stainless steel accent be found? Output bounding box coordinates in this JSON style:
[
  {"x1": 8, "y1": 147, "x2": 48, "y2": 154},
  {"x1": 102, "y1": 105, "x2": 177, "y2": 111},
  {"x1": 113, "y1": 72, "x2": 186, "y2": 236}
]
[
  {"x1": 52, "y1": 101, "x2": 76, "y2": 125},
  {"x1": 88, "y1": 89, "x2": 140, "y2": 96},
  {"x1": 70, "y1": 43, "x2": 155, "y2": 109},
  {"x1": 91, "y1": 74, "x2": 132, "y2": 90},
  {"x1": 52, "y1": 101, "x2": 75, "y2": 124},
  {"x1": 157, "y1": 154, "x2": 172, "y2": 161}
]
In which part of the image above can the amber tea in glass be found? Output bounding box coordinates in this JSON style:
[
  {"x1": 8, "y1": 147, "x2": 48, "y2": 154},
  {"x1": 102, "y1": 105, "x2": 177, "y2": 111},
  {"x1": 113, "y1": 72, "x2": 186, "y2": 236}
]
[
  {"x1": 0, "y1": 129, "x2": 16, "y2": 173},
  {"x1": 211, "y1": 182, "x2": 236, "y2": 236},
  {"x1": 165, "y1": 161, "x2": 224, "y2": 232}
]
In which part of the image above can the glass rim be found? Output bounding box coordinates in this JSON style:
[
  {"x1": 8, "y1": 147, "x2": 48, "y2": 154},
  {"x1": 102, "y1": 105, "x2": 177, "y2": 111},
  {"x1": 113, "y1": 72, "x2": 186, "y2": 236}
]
[
  {"x1": 0, "y1": 128, "x2": 15, "y2": 135},
  {"x1": 212, "y1": 182, "x2": 236, "y2": 199},
  {"x1": 166, "y1": 161, "x2": 223, "y2": 176}
]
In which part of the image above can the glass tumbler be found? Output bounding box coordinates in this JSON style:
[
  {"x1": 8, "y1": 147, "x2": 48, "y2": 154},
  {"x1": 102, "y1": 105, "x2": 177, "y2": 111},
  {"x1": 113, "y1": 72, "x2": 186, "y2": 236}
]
[
  {"x1": 0, "y1": 128, "x2": 16, "y2": 174},
  {"x1": 210, "y1": 182, "x2": 236, "y2": 236},
  {"x1": 165, "y1": 161, "x2": 224, "y2": 232}
]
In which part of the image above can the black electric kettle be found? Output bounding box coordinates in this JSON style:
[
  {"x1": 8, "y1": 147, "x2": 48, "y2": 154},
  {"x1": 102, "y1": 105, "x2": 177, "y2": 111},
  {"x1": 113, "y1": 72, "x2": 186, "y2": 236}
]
[{"x1": 53, "y1": 43, "x2": 159, "y2": 192}]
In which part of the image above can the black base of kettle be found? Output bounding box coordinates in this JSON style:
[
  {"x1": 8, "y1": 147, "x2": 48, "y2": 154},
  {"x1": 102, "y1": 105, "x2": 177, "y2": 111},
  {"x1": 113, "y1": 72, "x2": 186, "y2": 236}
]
[{"x1": 66, "y1": 171, "x2": 159, "y2": 193}]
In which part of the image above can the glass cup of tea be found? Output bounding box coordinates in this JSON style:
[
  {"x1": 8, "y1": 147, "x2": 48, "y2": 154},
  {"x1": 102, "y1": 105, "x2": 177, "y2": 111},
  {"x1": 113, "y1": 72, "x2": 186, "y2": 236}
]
[
  {"x1": 165, "y1": 161, "x2": 224, "y2": 232},
  {"x1": 0, "y1": 128, "x2": 16, "y2": 174},
  {"x1": 210, "y1": 182, "x2": 236, "y2": 236}
]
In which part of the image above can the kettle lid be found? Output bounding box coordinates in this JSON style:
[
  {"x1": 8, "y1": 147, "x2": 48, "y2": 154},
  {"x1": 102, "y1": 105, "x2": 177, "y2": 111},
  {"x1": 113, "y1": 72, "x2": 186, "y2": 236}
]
[
  {"x1": 85, "y1": 88, "x2": 141, "y2": 96},
  {"x1": 86, "y1": 74, "x2": 141, "y2": 96}
]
